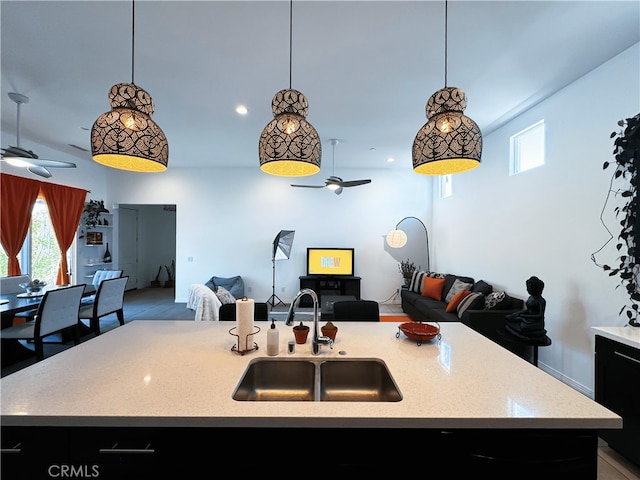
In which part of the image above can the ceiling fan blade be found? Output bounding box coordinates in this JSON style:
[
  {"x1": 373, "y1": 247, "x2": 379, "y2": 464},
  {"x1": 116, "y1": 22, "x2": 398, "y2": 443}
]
[
  {"x1": 290, "y1": 184, "x2": 326, "y2": 189},
  {"x1": 29, "y1": 159, "x2": 77, "y2": 169},
  {"x1": 339, "y1": 179, "x2": 372, "y2": 187},
  {"x1": 1, "y1": 154, "x2": 76, "y2": 169},
  {"x1": 27, "y1": 165, "x2": 52, "y2": 178},
  {"x1": 2, "y1": 145, "x2": 38, "y2": 159}
]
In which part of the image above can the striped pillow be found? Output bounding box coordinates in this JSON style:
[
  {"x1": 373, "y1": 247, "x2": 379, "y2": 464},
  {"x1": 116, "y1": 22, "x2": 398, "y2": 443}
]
[
  {"x1": 409, "y1": 271, "x2": 427, "y2": 293},
  {"x1": 457, "y1": 292, "x2": 485, "y2": 319},
  {"x1": 409, "y1": 271, "x2": 444, "y2": 293}
]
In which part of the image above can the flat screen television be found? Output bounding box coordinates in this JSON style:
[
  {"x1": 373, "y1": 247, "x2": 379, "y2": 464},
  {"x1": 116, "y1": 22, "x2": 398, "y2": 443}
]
[{"x1": 306, "y1": 248, "x2": 354, "y2": 276}]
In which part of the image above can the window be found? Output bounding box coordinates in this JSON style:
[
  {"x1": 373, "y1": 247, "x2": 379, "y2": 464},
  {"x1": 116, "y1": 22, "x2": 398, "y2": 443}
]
[
  {"x1": 439, "y1": 174, "x2": 452, "y2": 198},
  {"x1": 510, "y1": 120, "x2": 545, "y2": 175},
  {"x1": 0, "y1": 199, "x2": 70, "y2": 285}
]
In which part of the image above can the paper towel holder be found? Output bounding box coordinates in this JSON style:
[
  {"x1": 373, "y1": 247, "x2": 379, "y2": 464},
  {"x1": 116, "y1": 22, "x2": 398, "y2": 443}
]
[{"x1": 229, "y1": 325, "x2": 261, "y2": 355}]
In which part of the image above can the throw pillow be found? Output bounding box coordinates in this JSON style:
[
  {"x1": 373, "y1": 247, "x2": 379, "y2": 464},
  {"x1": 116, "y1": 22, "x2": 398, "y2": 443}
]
[
  {"x1": 215, "y1": 286, "x2": 236, "y2": 304},
  {"x1": 409, "y1": 270, "x2": 424, "y2": 293},
  {"x1": 446, "y1": 289, "x2": 471, "y2": 313},
  {"x1": 421, "y1": 277, "x2": 446, "y2": 300},
  {"x1": 485, "y1": 291, "x2": 512, "y2": 310},
  {"x1": 457, "y1": 292, "x2": 485, "y2": 319},
  {"x1": 471, "y1": 280, "x2": 493, "y2": 295},
  {"x1": 445, "y1": 278, "x2": 473, "y2": 303},
  {"x1": 426, "y1": 271, "x2": 445, "y2": 278},
  {"x1": 409, "y1": 271, "x2": 444, "y2": 293},
  {"x1": 441, "y1": 274, "x2": 475, "y2": 302}
]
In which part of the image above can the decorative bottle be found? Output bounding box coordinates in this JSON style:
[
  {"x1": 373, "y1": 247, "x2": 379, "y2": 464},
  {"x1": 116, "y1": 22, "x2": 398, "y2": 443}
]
[
  {"x1": 103, "y1": 242, "x2": 112, "y2": 263},
  {"x1": 267, "y1": 319, "x2": 279, "y2": 356}
]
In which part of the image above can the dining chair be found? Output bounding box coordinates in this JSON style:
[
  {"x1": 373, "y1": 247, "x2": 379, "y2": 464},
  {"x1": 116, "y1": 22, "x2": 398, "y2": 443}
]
[
  {"x1": 0, "y1": 284, "x2": 86, "y2": 361},
  {"x1": 332, "y1": 300, "x2": 380, "y2": 322},
  {"x1": 0, "y1": 274, "x2": 38, "y2": 324},
  {"x1": 78, "y1": 276, "x2": 128, "y2": 335},
  {"x1": 81, "y1": 269, "x2": 124, "y2": 305},
  {"x1": 218, "y1": 302, "x2": 269, "y2": 321}
]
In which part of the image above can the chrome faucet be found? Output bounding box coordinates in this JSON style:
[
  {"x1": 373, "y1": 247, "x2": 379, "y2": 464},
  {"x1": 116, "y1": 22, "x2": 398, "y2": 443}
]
[{"x1": 285, "y1": 288, "x2": 333, "y2": 355}]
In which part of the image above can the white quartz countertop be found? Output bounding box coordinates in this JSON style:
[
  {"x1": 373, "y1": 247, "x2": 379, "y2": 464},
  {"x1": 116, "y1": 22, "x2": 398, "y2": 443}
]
[
  {"x1": 592, "y1": 325, "x2": 640, "y2": 349},
  {"x1": 1, "y1": 320, "x2": 621, "y2": 429}
]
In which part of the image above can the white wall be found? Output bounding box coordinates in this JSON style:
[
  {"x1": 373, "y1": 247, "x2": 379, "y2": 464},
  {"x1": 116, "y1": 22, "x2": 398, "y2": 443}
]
[
  {"x1": 102, "y1": 165, "x2": 432, "y2": 304},
  {"x1": 431, "y1": 43, "x2": 639, "y2": 394},
  {"x1": 2, "y1": 42, "x2": 637, "y2": 397}
]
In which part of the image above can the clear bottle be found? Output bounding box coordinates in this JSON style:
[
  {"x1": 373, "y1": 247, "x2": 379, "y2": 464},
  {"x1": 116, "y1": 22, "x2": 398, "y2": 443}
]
[{"x1": 267, "y1": 319, "x2": 279, "y2": 356}]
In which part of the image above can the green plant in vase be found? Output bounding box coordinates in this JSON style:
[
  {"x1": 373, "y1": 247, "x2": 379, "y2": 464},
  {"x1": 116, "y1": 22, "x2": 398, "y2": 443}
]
[{"x1": 600, "y1": 113, "x2": 640, "y2": 326}]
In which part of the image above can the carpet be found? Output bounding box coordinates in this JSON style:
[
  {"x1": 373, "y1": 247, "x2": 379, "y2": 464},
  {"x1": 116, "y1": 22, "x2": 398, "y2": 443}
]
[{"x1": 379, "y1": 314, "x2": 410, "y2": 323}]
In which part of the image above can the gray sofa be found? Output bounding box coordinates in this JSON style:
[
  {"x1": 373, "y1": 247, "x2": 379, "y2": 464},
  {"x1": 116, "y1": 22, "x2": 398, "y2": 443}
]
[{"x1": 401, "y1": 273, "x2": 534, "y2": 361}]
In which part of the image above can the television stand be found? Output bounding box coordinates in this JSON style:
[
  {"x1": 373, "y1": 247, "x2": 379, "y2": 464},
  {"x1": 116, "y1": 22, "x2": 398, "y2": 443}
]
[{"x1": 298, "y1": 275, "x2": 361, "y2": 308}]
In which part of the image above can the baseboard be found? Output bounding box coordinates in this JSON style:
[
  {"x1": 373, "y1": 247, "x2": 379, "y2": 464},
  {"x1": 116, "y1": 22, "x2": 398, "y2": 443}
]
[{"x1": 537, "y1": 361, "x2": 594, "y2": 398}]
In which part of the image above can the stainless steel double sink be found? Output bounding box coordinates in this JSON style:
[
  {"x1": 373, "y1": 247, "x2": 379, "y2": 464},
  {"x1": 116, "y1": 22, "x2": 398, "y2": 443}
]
[{"x1": 232, "y1": 357, "x2": 402, "y2": 402}]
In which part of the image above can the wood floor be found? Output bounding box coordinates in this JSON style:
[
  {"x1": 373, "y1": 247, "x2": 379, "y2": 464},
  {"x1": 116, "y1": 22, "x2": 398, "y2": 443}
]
[{"x1": 1, "y1": 287, "x2": 638, "y2": 479}]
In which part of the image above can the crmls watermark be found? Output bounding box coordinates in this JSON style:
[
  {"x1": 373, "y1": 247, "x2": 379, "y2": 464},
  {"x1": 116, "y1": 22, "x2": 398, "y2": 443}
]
[{"x1": 47, "y1": 465, "x2": 100, "y2": 478}]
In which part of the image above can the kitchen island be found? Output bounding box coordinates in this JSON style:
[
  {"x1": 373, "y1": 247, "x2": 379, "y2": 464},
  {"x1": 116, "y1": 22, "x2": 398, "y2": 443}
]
[{"x1": 2, "y1": 320, "x2": 620, "y2": 478}]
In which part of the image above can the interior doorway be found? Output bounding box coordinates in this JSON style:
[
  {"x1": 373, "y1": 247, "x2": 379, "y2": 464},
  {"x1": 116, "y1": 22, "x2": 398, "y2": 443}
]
[{"x1": 118, "y1": 204, "x2": 177, "y2": 291}]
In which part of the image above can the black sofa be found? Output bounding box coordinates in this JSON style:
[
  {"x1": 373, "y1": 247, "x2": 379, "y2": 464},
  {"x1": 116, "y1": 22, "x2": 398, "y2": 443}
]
[{"x1": 401, "y1": 273, "x2": 535, "y2": 362}]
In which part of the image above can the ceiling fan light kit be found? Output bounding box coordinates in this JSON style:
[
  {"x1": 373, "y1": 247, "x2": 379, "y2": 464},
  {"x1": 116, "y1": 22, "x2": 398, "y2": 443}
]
[
  {"x1": 1, "y1": 92, "x2": 77, "y2": 178},
  {"x1": 90, "y1": 0, "x2": 169, "y2": 173},
  {"x1": 412, "y1": 0, "x2": 482, "y2": 176},
  {"x1": 290, "y1": 138, "x2": 371, "y2": 195},
  {"x1": 258, "y1": 0, "x2": 321, "y2": 177}
]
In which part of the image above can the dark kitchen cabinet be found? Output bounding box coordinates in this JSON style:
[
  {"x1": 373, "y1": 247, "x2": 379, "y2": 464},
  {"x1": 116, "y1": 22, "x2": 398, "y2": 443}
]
[{"x1": 595, "y1": 334, "x2": 640, "y2": 467}]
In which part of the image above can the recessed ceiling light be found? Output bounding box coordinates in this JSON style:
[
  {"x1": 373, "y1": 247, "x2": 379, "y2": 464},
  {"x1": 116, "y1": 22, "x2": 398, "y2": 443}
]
[
  {"x1": 235, "y1": 105, "x2": 248, "y2": 115},
  {"x1": 387, "y1": 157, "x2": 395, "y2": 163}
]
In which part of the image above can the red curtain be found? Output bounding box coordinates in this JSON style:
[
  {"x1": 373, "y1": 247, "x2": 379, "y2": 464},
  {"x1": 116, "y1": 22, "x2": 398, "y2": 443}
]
[
  {"x1": 0, "y1": 173, "x2": 41, "y2": 275},
  {"x1": 40, "y1": 182, "x2": 87, "y2": 285}
]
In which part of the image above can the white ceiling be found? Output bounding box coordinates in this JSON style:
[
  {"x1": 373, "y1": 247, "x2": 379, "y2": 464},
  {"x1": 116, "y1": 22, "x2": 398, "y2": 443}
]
[{"x1": 1, "y1": 0, "x2": 639, "y2": 175}]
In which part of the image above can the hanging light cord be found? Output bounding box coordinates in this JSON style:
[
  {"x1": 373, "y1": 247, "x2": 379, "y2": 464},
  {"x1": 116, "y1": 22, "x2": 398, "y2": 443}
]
[
  {"x1": 288, "y1": 0, "x2": 293, "y2": 89},
  {"x1": 444, "y1": 0, "x2": 448, "y2": 87},
  {"x1": 131, "y1": 0, "x2": 136, "y2": 85}
]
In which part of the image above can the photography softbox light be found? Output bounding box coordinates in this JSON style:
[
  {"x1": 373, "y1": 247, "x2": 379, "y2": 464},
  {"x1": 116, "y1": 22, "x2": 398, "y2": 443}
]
[{"x1": 268, "y1": 230, "x2": 295, "y2": 306}]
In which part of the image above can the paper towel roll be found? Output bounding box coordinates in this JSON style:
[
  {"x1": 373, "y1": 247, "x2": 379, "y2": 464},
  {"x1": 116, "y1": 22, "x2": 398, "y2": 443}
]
[{"x1": 236, "y1": 297, "x2": 255, "y2": 351}]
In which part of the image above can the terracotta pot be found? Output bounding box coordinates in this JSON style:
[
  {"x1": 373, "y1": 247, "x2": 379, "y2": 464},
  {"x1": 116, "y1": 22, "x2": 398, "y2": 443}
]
[
  {"x1": 293, "y1": 322, "x2": 309, "y2": 344},
  {"x1": 321, "y1": 321, "x2": 338, "y2": 341}
]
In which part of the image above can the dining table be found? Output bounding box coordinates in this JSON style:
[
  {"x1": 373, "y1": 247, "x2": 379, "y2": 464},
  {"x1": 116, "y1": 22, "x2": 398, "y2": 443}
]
[{"x1": 1, "y1": 284, "x2": 96, "y2": 368}]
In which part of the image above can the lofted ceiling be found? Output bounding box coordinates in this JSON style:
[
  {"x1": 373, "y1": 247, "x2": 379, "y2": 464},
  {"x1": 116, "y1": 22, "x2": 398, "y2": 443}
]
[{"x1": 1, "y1": 0, "x2": 639, "y2": 175}]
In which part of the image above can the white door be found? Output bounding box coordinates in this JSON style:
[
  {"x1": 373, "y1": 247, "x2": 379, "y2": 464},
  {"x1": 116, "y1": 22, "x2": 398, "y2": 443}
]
[{"x1": 118, "y1": 207, "x2": 138, "y2": 290}]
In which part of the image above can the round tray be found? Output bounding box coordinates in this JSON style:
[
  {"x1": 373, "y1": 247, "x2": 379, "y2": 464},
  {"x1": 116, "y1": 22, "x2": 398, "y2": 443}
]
[
  {"x1": 17, "y1": 292, "x2": 45, "y2": 298},
  {"x1": 397, "y1": 322, "x2": 440, "y2": 345}
]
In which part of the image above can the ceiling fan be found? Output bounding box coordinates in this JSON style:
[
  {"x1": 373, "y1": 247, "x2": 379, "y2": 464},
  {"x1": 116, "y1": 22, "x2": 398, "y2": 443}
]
[
  {"x1": 1, "y1": 92, "x2": 77, "y2": 178},
  {"x1": 290, "y1": 139, "x2": 371, "y2": 195}
]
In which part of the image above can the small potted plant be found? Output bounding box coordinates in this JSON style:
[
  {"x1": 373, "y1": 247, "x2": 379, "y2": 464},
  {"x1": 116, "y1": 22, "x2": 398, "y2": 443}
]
[
  {"x1": 398, "y1": 259, "x2": 419, "y2": 287},
  {"x1": 82, "y1": 199, "x2": 109, "y2": 229},
  {"x1": 293, "y1": 321, "x2": 309, "y2": 344}
]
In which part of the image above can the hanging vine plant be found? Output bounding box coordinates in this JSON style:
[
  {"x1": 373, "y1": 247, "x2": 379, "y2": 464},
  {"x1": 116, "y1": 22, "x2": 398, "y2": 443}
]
[{"x1": 600, "y1": 113, "x2": 640, "y2": 326}]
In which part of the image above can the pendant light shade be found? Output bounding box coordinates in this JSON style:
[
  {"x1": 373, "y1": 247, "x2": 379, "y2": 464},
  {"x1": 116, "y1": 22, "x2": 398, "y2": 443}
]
[
  {"x1": 258, "y1": 0, "x2": 321, "y2": 177},
  {"x1": 91, "y1": 0, "x2": 168, "y2": 173},
  {"x1": 412, "y1": 0, "x2": 481, "y2": 175},
  {"x1": 91, "y1": 83, "x2": 168, "y2": 172},
  {"x1": 413, "y1": 86, "x2": 482, "y2": 175},
  {"x1": 259, "y1": 88, "x2": 321, "y2": 176},
  {"x1": 386, "y1": 229, "x2": 408, "y2": 249}
]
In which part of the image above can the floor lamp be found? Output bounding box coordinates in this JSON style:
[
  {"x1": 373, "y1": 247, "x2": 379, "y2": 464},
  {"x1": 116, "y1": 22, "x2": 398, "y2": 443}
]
[
  {"x1": 386, "y1": 217, "x2": 430, "y2": 272},
  {"x1": 267, "y1": 230, "x2": 295, "y2": 307}
]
